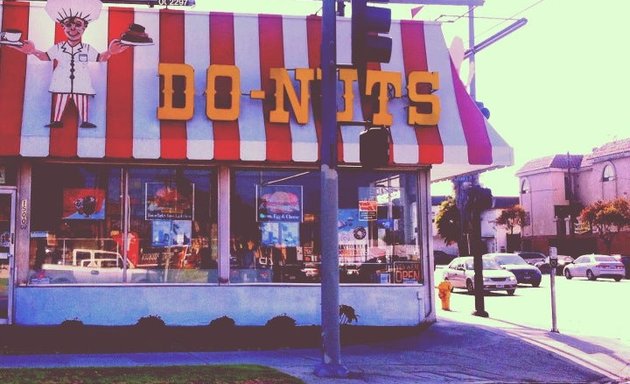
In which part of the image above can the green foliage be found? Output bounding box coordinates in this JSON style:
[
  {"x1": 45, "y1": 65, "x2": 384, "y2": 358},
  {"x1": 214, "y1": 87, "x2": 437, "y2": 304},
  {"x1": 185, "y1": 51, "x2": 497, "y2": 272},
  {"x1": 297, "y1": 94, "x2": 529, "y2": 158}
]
[
  {"x1": 265, "y1": 314, "x2": 296, "y2": 331},
  {"x1": 579, "y1": 197, "x2": 630, "y2": 253},
  {"x1": 339, "y1": 304, "x2": 359, "y2": 325},
  {"x1": 135, "y1": 315, "x2": 166, "y2": 329},
  {"x1": 434, "y1": 196, "x2": 461, "y2": 246},
  {"x1": 495, "y1": 205, "x2": 526, "y2": 235},
  {"x1": 208, "y1": 315, "x2": 236, "y2": 329}
]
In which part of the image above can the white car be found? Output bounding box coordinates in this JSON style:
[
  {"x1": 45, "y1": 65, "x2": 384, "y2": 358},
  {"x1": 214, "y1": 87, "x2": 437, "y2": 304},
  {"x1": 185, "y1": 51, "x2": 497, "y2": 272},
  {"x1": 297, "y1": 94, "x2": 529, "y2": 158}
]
[
  {"x1": 443, "y1": 256, "x2": 518, "y2": 295},
  {"x1": 563, "y1": 254, "x2": 625, "y2": 281}
]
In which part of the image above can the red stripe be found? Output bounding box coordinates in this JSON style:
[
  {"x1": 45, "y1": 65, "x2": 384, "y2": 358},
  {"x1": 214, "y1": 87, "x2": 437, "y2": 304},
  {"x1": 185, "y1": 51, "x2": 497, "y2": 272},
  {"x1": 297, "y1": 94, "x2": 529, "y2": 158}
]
[
  {"x1": 159, "y1": 9, "x2": 187, "y2": 159},
  {"x1": 400, "y1": 21, "x2": 443, "y2": 165},
  {"x1": 259, "y1": 15, "x2": 292, "y2": 162},
  {"x1": 451, "y1": 60, "x2": 493, "y2": 164},
  {"x1": 49, "y1": 23, "x2": 78, "y2": 158},
  {"x1": 306, "y1": 16, "x2": 322, "y2": 163},
  {"x1": 0, "y1": 3, "x2": 28, "y2": 156},
  {"x1": 209, "y1": 12, "x2": 239, "y2": 161},
  {"x1": 106, "y1": 7, "x2": 134, "y2": 159}
]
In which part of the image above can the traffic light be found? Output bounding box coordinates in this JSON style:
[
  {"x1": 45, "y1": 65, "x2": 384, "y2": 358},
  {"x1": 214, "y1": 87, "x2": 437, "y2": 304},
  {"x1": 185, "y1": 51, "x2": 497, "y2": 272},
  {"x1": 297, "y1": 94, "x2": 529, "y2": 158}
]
[
  {"x1": 352, "y1": 0, "x2": 392, "y2": 67},
  {"x1": 360, "y1": 126, "x2": 389, "y2": 168}
]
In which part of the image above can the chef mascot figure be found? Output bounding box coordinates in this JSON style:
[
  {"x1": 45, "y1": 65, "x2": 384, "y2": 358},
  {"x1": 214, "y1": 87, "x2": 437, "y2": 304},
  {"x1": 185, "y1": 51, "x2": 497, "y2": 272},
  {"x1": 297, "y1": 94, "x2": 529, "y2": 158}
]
[{"x1": 8, "y1": 0, "x2": 137, "y2": 129}]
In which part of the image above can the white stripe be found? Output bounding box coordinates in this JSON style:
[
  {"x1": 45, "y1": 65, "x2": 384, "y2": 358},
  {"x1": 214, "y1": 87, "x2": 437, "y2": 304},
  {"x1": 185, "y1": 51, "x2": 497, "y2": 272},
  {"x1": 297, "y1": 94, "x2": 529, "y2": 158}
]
[
  {"x1": 337, "y1": 18, "x2": 362, "y2": 164},
  {"x1": 382, "y1": 22, "x2": 419, "y2": 165},
  {"x1": 20, "y1": 5, "x2": 53, "y2": 157},
  {"x1": 77, "y1": 8, "x2": 108, "y2": 158},
  {"x1": 282, "y1": 16, "x2": 318, "y2": 163},
  {"x1": 234, "y1": 14, "x2": 266, "y2": 161},
  {"x1": 424, "y1": 23, "x2": 468, "y2": 165},
  {"x1": 185, "y1": 12, "x2": 213, "y2": 160},
  {"x1": 132, "y1": 9, "x2": 161, "y2": 159},
  {"x1": 486, "y1": 120, "x2": 513, "y2": 166}
]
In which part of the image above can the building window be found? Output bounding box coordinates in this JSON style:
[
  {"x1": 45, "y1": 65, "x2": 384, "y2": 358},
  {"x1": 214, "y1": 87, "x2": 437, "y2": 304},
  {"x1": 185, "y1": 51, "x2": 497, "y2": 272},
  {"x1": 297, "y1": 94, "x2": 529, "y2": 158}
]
[
  {"x1": 520, "y1": 179, "x2": 530, "y2": 194},
  {"x1": 28, "y1": 164, "x2": 217, "y2": 285},
  {"x1": 230, "y1": 168, "x2": 422, "y2": 284},
  {"x1": 602, "y1": 164, "x2": 615, "y2": 182}
]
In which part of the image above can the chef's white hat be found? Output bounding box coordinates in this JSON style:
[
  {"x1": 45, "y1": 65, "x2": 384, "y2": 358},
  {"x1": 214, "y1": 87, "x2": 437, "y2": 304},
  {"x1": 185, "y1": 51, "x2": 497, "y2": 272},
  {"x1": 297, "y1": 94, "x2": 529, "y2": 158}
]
[{"x1": 45, "y1": 0, "x2": 103, "y2": 23}]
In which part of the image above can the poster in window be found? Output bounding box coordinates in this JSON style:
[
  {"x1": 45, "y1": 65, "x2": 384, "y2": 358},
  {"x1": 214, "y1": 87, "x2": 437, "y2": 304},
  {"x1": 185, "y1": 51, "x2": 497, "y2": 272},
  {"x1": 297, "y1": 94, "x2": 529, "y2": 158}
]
[
  {"x1": 152, "y1": 219, "x2": 192, "y2": 246},
  {"x1": 260, "y1": 222, "x2": 300, "y2": 247},
  {"x1": 256, "y1": 185, "x2": 302, "y2": 222},
  {"x1": 62, "y1": 188, "x2": 106, "y2": 220},
  {"x1": 338, "y1": 208, "x2": 368, "y2": 245},
  {"x1": 145, "y1": 182, "x2": 195, "y2": 220}
]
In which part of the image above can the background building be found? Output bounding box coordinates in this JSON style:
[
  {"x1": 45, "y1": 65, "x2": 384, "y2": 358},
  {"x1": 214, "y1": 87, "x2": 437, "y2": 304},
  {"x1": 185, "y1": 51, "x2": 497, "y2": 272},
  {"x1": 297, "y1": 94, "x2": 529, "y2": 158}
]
[{"x1": 516, "y1": 138, "x2": 630, "y2": 256}]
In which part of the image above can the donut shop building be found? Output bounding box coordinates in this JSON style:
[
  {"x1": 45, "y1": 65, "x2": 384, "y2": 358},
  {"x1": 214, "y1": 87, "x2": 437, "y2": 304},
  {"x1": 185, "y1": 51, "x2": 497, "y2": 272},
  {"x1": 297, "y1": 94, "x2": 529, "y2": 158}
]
[{"x1": 0, "y1": 1, "x2": 513, "y2": 326}]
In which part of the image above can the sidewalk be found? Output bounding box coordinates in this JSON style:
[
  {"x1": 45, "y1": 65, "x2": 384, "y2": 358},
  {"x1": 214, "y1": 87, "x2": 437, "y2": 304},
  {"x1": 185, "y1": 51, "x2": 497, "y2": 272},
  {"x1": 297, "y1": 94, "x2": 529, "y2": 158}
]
[{"x1": 0, "y1": 314, "x2": 627, "y2": 384}]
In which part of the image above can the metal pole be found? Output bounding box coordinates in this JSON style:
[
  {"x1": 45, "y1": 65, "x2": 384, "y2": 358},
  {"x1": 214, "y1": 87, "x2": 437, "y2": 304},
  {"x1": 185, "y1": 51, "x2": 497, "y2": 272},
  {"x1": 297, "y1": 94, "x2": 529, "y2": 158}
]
[
  {"x1": 314, "y1": 0, "x2": 348, "y2": 377},
  {"x1": 468, "y1": 4, "x2": 476, "y2": 100},
  {"x1": 550, "y1": 267, "x2": 558, "y2": 333}
]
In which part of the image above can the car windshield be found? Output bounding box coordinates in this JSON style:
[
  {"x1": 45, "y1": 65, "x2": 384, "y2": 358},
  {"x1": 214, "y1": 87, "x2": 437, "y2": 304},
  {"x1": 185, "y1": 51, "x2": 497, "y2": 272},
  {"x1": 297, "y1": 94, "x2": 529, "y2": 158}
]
[
  {"x1": 493, "y1": 255, "x2": 528, "y2": 265},
  {"x1": 465, "y1": 259, "x2": 502, "y2": 270},
  {"x1": 594, "y1": 255, "x2": 616, "y2": 262}
]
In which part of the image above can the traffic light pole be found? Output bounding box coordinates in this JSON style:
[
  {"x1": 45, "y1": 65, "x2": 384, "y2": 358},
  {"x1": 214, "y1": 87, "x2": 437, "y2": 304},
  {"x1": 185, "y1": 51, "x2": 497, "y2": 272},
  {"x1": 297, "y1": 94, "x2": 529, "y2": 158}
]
[{"x1": 314, "y1": 0, "x2": 348, "y2": 378}]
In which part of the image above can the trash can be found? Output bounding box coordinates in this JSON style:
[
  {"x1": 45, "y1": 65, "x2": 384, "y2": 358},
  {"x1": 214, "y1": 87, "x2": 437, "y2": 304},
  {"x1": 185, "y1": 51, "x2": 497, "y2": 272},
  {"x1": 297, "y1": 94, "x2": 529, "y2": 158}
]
[{"x1": 438, "y1": 280, "x2": 453, "y2": 311}]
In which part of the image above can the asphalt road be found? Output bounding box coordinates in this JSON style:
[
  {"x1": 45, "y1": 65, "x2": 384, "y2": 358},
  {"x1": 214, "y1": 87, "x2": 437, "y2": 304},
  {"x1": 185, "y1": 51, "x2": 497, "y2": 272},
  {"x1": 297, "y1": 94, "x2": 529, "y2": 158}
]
[{"x1": 435, "y1": 267, "x2": 630, "y2": 342}]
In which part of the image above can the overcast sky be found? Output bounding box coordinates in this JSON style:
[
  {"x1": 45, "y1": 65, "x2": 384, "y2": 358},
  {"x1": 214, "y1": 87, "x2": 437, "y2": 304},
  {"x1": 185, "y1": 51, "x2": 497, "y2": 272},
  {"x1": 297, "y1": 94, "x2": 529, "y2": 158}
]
[{"x1": 193, "y1": 0, "x2": 629, "y2": 197}]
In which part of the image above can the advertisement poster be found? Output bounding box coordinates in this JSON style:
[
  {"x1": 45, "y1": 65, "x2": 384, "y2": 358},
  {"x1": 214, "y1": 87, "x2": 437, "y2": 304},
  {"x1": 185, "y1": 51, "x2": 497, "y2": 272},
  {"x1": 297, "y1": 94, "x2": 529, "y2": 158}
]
[
  {"x1": 260, "y1": 222, "x2": 300, "y2": 247},
  {"x1": 145, "y1": 183, "x2": 195, "y2": 220},
  {"x1": 152, "y1": 220, "x2": 192, "y2": 246},
  {"x1": 62, "y1": 188, "x2": 106, "y2": 220},
  {"x1": 256, "y1": 185, "x2": 302, "y2": 222},
  {"x1": 338, "y1": 208, "x2": 368, "y2": 245}
]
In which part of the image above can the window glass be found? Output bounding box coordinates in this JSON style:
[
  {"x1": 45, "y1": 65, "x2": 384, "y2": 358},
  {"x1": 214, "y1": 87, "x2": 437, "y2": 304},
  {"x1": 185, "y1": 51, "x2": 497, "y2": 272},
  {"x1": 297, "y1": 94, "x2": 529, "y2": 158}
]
[
  {"x1": 28, "y1": 165, "x2": 217, "y2": 285},
  {"x1": 128, "y1": 168, "x2": 218, "y2": 284},
  {"x1": 602, "y1": 165, "x2": 615, "y2": 182},
  {"x1": 29, "y1": 164, "x2": 123, "y2": 284},
  {"x1": 230, "y1": 168, "x2": 422, "y2": 284},
  {"x1": 520, "y1": 179, "x2": 530, "y2": 194}
]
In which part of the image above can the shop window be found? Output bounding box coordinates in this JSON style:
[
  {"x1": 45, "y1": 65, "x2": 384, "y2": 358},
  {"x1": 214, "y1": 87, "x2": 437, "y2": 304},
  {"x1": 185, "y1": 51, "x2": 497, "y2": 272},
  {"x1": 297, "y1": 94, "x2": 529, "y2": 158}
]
[
  {"x1": 230, "y1": 169, "x2": 421, "y2": 284},
  {"x1": 0, "y1": 161, "x2": 17, "y2": 186},
  {"x1": 28, "y1": 165, "x2": 217, "y2": 285}
]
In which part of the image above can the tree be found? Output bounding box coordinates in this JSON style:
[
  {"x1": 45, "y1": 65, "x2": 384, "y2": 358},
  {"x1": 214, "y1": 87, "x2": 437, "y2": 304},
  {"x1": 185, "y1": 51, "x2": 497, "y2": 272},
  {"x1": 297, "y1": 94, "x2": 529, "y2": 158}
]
[
  {"x1": 579, "y1": 197, "x2": 630, "y2": 253},
  {"x1": 495, "y1": 205, "x2": 526, "y2": 235},
  {"x1": 434, "y1": 196, "x2": 461, "y2": 247}
]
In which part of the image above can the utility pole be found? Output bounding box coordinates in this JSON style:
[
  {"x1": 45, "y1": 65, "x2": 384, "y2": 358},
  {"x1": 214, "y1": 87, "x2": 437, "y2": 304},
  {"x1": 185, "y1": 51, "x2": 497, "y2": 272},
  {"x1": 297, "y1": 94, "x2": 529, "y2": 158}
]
[{"x1": 314, "y1": 0, "x2": 348, "y2": 378}]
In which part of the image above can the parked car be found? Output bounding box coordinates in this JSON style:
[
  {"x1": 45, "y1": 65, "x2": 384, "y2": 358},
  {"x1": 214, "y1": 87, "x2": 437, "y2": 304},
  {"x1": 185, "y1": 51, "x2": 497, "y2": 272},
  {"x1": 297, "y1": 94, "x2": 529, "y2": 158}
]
[
  {"x1": 516, "y1": 251, "x2": 546, "y2": 266},
  {"x1": 535, "y1": 255, "x2": 575, "y2": 275},
  {"x1": 563, "y1": 254, "x2": 625, "y2": 281},
  {"x1": 484, "y1": 253, "x2": 542, "y2": 287},
  {"x1": 612, "y1": 255, "x2": 630, "y2": 279},
  {"x1": 433, "y1": 250, "x2": 457, "y2": 269},
  {"x1": 443, "y1": 256, "x2": 517, "y2": 295}
]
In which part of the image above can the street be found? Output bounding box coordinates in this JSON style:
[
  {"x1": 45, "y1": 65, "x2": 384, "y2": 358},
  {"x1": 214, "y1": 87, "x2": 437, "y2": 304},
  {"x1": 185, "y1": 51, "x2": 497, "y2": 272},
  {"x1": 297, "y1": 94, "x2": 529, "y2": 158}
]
[{"x1": 435, "y1": 267, "x2": 630, "y2": 342}]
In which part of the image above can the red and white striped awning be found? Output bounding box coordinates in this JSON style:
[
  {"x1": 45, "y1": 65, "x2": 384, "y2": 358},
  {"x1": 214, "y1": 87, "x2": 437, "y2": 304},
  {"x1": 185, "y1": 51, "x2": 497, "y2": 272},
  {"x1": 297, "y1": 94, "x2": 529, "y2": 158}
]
[{"x1": 0, "y1": 2, "x2": 512, "y2": 181}]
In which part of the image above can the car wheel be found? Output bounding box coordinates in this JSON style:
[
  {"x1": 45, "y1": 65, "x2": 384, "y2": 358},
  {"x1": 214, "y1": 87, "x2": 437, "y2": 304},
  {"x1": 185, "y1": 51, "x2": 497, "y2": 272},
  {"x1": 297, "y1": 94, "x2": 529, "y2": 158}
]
[
  {"x1": 466, "y1": 279, "x2": 474, "y2": 294},
  {"x1": 564, "y1": 269, "x2": 572, "y2": 280},
  {"x1": 506, "y1": 289, "x2": 515, "y2": 296},
  {"x1": 614, "y1": 276, "x2": 622, "y2": 282},
  {"x1": 532, "y1": 281, "x2": 541, "y2": 287},
  {"x1": 586, "y1": 270, "x2": 596, "y2": 281}
]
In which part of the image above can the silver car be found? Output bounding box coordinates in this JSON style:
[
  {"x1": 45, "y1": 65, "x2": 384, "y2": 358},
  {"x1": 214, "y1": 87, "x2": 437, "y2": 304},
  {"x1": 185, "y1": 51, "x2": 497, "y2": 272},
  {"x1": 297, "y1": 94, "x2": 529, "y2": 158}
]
[
  {"x1": 563, "y1": 254, "x2": 625, "y2": 281},
  {"x1": 443, "y1": 256, "x2": 518, "y2": 295}
]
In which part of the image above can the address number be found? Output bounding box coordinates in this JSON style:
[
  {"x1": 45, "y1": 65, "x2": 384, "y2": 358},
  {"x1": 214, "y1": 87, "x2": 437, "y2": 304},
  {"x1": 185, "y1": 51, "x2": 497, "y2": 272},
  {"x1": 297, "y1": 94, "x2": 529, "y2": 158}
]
[{"x1": 157, "y1": 0, "x2": 189, "y2": 6}]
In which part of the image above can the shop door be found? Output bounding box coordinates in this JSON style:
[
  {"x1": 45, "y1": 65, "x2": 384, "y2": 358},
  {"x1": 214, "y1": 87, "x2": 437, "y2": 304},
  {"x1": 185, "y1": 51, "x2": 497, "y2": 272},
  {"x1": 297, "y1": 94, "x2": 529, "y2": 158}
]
[{"x1": 0, "y1": 191, "x2": 16, "y2": 324}]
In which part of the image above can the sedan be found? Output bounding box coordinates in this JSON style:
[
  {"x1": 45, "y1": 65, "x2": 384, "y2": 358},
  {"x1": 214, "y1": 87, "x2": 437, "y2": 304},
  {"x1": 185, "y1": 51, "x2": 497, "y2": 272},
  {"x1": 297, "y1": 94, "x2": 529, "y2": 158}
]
[
  {"x1": 563, "y1": 254, "x2": 625, "y2": 281},
  {"x1": 484, "y1": 253, "x2": 542, "y2": 287},
  {"x1": 443, "y1": 256, "x2": 517, "y2": 295}
]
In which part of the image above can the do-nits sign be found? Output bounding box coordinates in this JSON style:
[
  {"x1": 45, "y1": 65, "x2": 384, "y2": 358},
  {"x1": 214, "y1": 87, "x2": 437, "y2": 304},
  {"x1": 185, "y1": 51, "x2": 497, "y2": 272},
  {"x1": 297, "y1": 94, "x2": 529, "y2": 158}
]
[{"x1": 158, "y1": 64, "x2": 441, "y2": 127}]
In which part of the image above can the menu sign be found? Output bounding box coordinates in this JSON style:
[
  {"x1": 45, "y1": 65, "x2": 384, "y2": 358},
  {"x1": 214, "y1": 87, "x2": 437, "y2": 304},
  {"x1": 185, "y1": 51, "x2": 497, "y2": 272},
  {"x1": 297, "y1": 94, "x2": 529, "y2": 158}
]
[{"x1": 256, "y1": 185, "x2": 303, "y2": 222}]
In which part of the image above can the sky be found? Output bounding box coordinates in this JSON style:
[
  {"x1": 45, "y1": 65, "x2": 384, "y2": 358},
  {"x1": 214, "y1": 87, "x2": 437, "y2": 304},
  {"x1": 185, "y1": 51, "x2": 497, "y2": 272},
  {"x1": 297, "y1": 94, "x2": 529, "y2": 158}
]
[{"x1": 187, "y1": 0, "x2": 630, "y2": 197}]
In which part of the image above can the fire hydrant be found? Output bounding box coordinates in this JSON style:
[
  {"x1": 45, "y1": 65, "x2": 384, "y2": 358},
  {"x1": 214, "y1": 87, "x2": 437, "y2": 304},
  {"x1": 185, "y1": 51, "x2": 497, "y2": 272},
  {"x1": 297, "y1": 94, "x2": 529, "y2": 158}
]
[{"x1": 438, "y1": 280, "x2": 453, "y2": 311}]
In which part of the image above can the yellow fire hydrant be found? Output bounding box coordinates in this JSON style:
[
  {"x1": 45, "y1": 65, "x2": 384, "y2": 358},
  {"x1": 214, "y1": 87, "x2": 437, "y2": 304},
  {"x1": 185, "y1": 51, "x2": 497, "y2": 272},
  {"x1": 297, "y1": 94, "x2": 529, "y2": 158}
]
[{"x1": 438, "y1": 280, "x2": 453, "y2": 311}]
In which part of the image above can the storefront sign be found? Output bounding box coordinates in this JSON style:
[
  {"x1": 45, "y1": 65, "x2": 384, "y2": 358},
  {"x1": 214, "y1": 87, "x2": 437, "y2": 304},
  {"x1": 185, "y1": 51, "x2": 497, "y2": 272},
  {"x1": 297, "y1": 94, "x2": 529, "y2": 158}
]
[
  {"x1": 256, "y1": 185, "x2": 303, "y2": 222},
  {"x1": 158, "y1": 64, "x2": 441, "y2": 127},
  {"x1": 393, "y1": 261, "x2": 421, "y2": 284},
  {"x1": 145, "y1": 183, "x2": 195, "y2": 220},
  {"x1": 358, "y1": 200, "x2": 377, "y2": 221}
]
